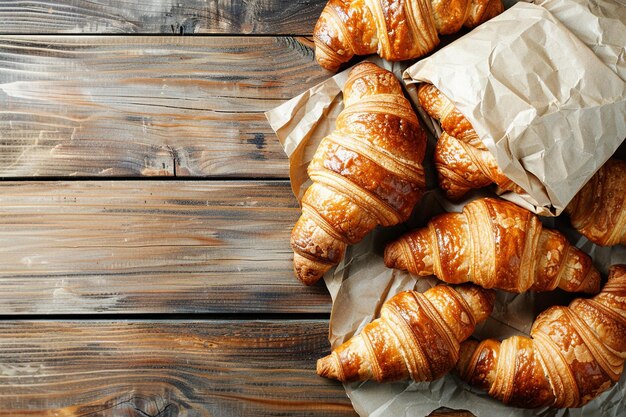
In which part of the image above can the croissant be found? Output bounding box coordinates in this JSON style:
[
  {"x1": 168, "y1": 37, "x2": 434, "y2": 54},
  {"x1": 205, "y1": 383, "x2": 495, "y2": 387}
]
[
  {"x1": 418, "y1": 83, "x2": 523, "y2": 199},
  {"x1": 457, "y1": 264, "x2": 626, "y2": 408},
  {"x1": 313, "y1": 0, "x2": 504, "y2": 72},
  {"x1": 434, "y1": 132, "x2": 523, "y2": 200},
  {"x1": 566, "y1": 158, "x2": 626, "y2": 246},
  {"x1": 417, "y1": 83, "x2": 485, "y2": 150},
  {"x1": 384, "y1": 197, "x2": 601, "y2": 293},
  {"x1": 317, "y1": 283, "x2": 495, "y2": 382},
  {"x1": 291, "y1": 62, "x2": 427, "y2": 285}
]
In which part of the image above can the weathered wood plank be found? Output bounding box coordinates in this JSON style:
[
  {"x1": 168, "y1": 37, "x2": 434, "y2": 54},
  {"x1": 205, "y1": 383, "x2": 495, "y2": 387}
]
[
  {"x1": 0, "y1": 0, "x2": 325, "y2": 35},
  {"x1": 0, "y1": 36, "x2": 325, "y2": 178},
  {"x1": 0, "y1": 320, "x2": 355, "y2": 416},
  {"x1": 0, "y1": 180, "x2": 330, "y2": 314}
]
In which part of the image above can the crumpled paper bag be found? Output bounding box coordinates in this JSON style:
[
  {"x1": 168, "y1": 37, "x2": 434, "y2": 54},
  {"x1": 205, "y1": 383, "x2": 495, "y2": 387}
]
[
  {"x1": 265, "y1": 1, "x2": 626, "y2": 415},
  {"x1": 403, "y1": 0, "x2": 626, "y2": 216}
]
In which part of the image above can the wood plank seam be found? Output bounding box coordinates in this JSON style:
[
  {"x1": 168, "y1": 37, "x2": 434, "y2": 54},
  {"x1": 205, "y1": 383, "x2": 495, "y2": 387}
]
[{"x1": 0, "y1": 180, "x2": 330, "y2": 314}]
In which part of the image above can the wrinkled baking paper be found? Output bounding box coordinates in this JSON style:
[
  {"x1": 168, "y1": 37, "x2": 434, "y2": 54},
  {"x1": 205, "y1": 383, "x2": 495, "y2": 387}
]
[
  {"x1": 265, "y1": 1, "x2": 626, "y2": 415},
  {"x1": 404, "y1": 0, "x2": 626, "y2": 216}
]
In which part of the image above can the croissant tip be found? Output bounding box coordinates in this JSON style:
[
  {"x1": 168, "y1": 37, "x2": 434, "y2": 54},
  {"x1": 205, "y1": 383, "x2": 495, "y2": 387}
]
[
  {"x1": 317, "y1": 355, "x2": 340, "y2": 380},
  {"x1": 294, "y1": 266, "x2": 324, "y2": 286},
  {"x1": 455, "y1": 339, "x2": 480, "y2": 377},
  {"x1": 456, "y1": 285, "x2": 496, "y2": 323},
  {"x1": 383, "y1": 240, "x2": 406, "y2": 270},
  {"x1": 609, "y1": 265, "x2": 626, "y2": 280},
  {"x1": 315, "y1": 55, "x2": 340, "y2": 72},
  {"x1": 293, "y1": 253, "x2": 328, "y2": 286}
]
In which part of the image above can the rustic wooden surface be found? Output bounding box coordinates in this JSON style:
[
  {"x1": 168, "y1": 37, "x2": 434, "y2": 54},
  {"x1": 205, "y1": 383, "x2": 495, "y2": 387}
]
[
  {"x1": 0, "y1": 0, "x2": 358, "y2": 413},
  {"x1": 0, "y1": 180, "x2": 332, "y2": 314},
  {"x1": 0, "y1": 1, "x2": 481, "y2": 415},
  {"x1": 0, "y1": 320, "x2": 354, "y2": 416},
  {"x1": 0, "y1": 0, "x2": 325, "y2": 35},
  {"x1": 0, "y1": 35, "x2": 327, "y2": 178}
]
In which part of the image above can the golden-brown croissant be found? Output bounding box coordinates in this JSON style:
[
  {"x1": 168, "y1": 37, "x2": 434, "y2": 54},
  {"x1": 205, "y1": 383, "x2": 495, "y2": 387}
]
[
  {"x1": 291, "y1": 62, "x2": 427, "y2": 285},
  {"x1": 317, "y1": 283, "x2": 495, "y2": 382},
  {"x1": 457, "y1": 264, "x2": 626, "y2": 408},
  {"x1": 384, "y1": 197, "x2": 601, "y2": 293},
  {"x1": 417, "y1": 83, "x2": 485, "y2": 150},
  {"x1": 313, "y1": 0, "x2": 504, "y2": 72},
  {"x1": 566, "y1": 158, "x2": 626, "y2": 246},
  {"x1": 434, "y1": 132, "x2": 523, "y2": 200},
  {"x1": 418, "y1": 83, "x2": 523, "y2": 199}
]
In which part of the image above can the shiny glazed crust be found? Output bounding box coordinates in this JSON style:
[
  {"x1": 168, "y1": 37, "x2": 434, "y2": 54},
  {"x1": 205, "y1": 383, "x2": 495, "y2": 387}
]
[
  {"x1": 434, "y1": 132, "x2": 523, "y2": 200},
  {"x1": 418, "y1": 83, "x2": 524, "y2": 199},
  {"x1": 456, "y1": 264, "x2": 626, "y2": 408},
  {"x1": 418, "y1": 83, "x2": 485, "y2": 149},
  {"x1": 291, "y1": 62, "x2": 427, "y2": 285},
  {"x1": 384, "y1": 197, "x2": 601, "y2": 293},
  {"x1": 313, "y1": 0, "x2": 504, "y2": 72},
  {"x1": 566, "y1": 158, "x2": 626, "y2": 246},
  {"x1": 317, "y1": 284, "x2": 495, "y2": 382}
]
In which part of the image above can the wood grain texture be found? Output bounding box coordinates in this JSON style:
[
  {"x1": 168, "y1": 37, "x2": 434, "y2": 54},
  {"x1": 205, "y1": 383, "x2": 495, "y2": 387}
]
[
  {"x1": 0, "y1": 0, "x2": 325, "y2": 35},
  {"x1": 0, "y1": 320, "x2": 356, "y2": 416},
  {"x1": 0, "y1": 180, "x2": 333, "y2": 314},
  {"x1": 0, "y1": 35, "x2": 326, "y2": 178}
]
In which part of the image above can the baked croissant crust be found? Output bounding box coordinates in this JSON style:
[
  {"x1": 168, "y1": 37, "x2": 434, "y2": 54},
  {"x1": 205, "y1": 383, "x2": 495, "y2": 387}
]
[
  {"x1": 314, "y1": 0, "x2": 504, "y2": 72},
  {"x1": 457, "y1": 264, "x2": 626, "y2": 408},
  {"x1": 291, "y1": 62, "x2": 427, "y2": 285},
  {"x1": 384, "y1": 197, "x2": 601, "y2": 293},
  {"x1": 566, "y1": 158, "x2": 626, "y2": 246},
  {"x1": 317, "y1": 283, "x2": 495, "y2": 382},
  {"x1": 418, "y1": 83, "x2": 524, "y2": 200},
  {"x1": 435, "y1": 132, "x2": 523, "y2": 200},
  {"x1": 417, "y1": 83, "x2": 485, "y2": 150}
]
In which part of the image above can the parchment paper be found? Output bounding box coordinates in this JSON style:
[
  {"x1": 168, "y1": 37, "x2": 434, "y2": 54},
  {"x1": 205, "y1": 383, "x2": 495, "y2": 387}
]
[
  {"x1": 265, "y1": 1, "x2": 626, "y2": 415},
  {"x1": 403, "y1": 0, "x2": 626, "y2": 216}
]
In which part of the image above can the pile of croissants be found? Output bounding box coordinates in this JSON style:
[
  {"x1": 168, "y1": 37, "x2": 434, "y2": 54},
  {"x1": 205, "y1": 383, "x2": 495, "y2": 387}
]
[{"x1": 288, "y1": 0, "x2": 626, "y2": 411}]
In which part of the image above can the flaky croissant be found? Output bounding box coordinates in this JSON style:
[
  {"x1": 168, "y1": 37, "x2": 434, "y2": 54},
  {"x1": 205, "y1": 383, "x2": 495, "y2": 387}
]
[
  {"x1": 314, "y1": 0, "x2": 504, "y2": 72},
  {"x1": 384, "y1": 197, "x2": 601, "y2": 293},
  {"x1": 417, "y1": 83, "x2": 485, "y2": 150},
  {"x1": 566, "y1": 158, "x2": 626, "y2": 246},
  {"x1": 291, "y1": 62, "x2": 427, "y2": 285},
  {"x1": 457, "y1": 264, "x2": 626, "y2": 408},
  {"x1": 418, "y1": 83, "x2": 523, "y2": 199},
  {"x1": 317, "y1": 283, "x2": 495, "y2": 382},
  {"x1": 435, "y1": 132, "x2": 523, "y2": 200}
]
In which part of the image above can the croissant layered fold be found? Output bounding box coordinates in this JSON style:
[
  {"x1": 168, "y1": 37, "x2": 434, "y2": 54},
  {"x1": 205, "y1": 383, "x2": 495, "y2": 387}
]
[
  {"x1": 317, "y1": 284, "x2": 495, "y2": 382},
  {"x1": 457, "y1": 264, "x2": 626, "y2": 408},
  {"x1": 384, "y1": 197, "x2": 601, "y2": 293},
  {"x1": 417, "y1": 83, "x2": 524, "y2": 199},
  {"x1": 313, "y1": 0, "x2": 504, "y2": 71},
  {"x1": 434, "y1": 132, "x2": 523, "y2": 200},
  {"x1": 291, "y1": 62, "x2": 427, "y2": 285},
  {"x1": 566, "y1": 158, "x2": 626, "y2": 246}
]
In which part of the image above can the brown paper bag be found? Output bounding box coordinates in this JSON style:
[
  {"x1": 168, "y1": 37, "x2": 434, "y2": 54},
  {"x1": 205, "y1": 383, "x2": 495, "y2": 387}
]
[{"x1": 403, "y1": 0, "x2": 626, "y2": 216}]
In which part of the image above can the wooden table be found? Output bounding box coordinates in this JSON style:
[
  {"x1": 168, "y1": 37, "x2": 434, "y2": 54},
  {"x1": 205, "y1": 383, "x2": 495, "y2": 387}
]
[{"x1": 0, "y1": 2, "x2": 472, "y2": 416}]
